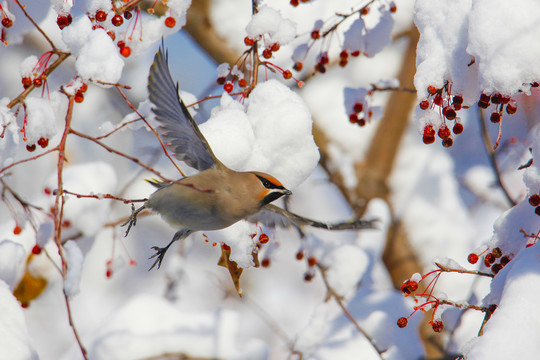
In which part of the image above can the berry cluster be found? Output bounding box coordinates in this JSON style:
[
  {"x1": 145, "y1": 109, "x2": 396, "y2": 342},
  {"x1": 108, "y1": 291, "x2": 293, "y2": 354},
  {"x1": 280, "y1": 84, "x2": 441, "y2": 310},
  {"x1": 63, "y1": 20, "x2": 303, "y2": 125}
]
[
  {"x1": 56, "y1": 13, "x2": 73, "y2": 29},
  {"x1": 348, "y1": 94, "x2": 376, "y2": 126},
  {"x1": 419, "y1": 84, "x2": 464, "y2": 147},
  {"x1": 292, "y1": 2, "x2": 396, "y2": 75},
  {"x1": 1, "y1": 2, "x2": 14, "y2": 32},
  {"x1": 21, "y1": 51, "x2": 55, "y2": 91},
  {"x1": 529, "y1": 193, "x2": 540, "y2": 216},
  {"x1": 467, "y1": 246, "x2": 512, "y2": 275},
  {"x1": 478, "y1": 92, "x2": 518, "y2": 122}
]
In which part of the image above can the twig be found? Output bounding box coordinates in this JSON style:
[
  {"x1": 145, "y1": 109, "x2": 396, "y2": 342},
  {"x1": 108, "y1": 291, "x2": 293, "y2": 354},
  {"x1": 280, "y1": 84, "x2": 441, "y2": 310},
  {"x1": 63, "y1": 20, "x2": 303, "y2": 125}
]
[
  {"x1": 115, "y1": 85, "x2": 186, "y2": 177},
  {"x1": 63, "y1": 293, "x2": 88, "y2": 360},
  {"x1": 69, "y1": 128, "x2": 172, "y2": 181},
  {"x1": 63, "y1": 189, "x2": 147, "y2": 203},
  {"x1": 0, "y1": 147, "x2": 58, "y2": 176},
  {"x1": 13, "y1": 0, "x2": 57, "y2": 49},
  {"x1": 434, "y1": 262, "x2": 494, "y2": 278},
  {"x1": 317, "y1": 265, "x2": 386, "y2": 358},
  {"x1": 477, "y1": 108, "x2": 516, "y2": 207}
]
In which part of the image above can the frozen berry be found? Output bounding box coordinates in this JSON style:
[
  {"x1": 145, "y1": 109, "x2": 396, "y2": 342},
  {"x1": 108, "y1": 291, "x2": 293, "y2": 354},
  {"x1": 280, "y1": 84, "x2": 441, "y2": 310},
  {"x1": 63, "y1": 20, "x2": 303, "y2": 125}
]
[
  {"x1": 307, "y1": 257, "x2": 317, "y2": 267},
  {"x1": 431, "y1": 320, "x2": 444, "y2": 333},
  {"x1": 120, "y1": 46, "x2": 131, "y2": 57},
  {"x1": 259, "y1": 234, "x2": 269, "y2": 244},
  {"x1": 2, "y1": 17, "x2": 13, "y2": 28},
  {"x1": 350, "y1": 50, "x2": 360, "y2": 57},
  {"x1": 223, "y1": 82, "x2": 233, "y2": 93},
  {"x1": 443, "y1": 106, "x2": 456, "y2": 120},
  {"x1": 123, "y1": 11, "x2": 132, "y2": 19},
  {"x1": 442, "y1": 137, "x2": 453, "y2": 148},
  {"x1": 21, "y1": 77, "x2": 32, "y2": 89},
  {"x1": 419, "y1": 100, "x2": 430, "y2": 110},
  {"x1": 74, "y1": 91, "x2": 84, "y2": 103},
  {"x1": 244, "y1": 36, "x2": 254, "y2": 46},
  {"x1": 353, "y1": 102, "x2": 364, "y2": 113},
  {"x1": 397, "y1": 317, "x2": 408, "y2": 328},
  {"x1": 283, "y1": 70, "x2": 292, "y2": 79},
  {"x1": 437, "y1": 125, "x2": 451, "y2": 139},
  {"x1": 529, "y1": 194, "x2": 540, "y2": 206},
  {"x1": 490, "y1": 92, "x2": 502, "y2": 104},
  {"x1": 37, "y1": 137, "x2": 49, "y2": 148},
  {"x1": 349, "y1": 113, "x2": 359, "y2": 124},
  {"x1": 293, "y1": 62, "x2": 303, "y2": 71},
  {"x1": 467, "y1": 253, "x2": 479, "y2": 264},
  {"x1": 32, "y1": 244, "x2": 42, "y2": 254},
  {"x1": 112, "y1": 14, "x2": 124, "y2": 27},
  {"x1": 26, "y1": 144, "x2": 36, "y2": 152},
  {"x1": 491, "y1": 263, "x2": 502, "y2": 275},
  {"x1": 238, "y1": 78, "x2": 247, "y2": 87},
  {"x1": 506, "y1": 100, "x2": 518, "y2": 114},
  {"x1": 164, "y1": 16, "x2": 176, "y2": 28},
  {"x1": 452, "y1": 123, "x2": 464, "y2": 135},
  {"x1": 339, "y1": 50, "x2": 349, "y2": 59},
  {"x1": 262, "y1": 48, "x2": 272, "y2": 59},
  {"x1": 490, "y1": 112, "x2": 501, "y2": 123},
  {"x1": 56, "y1": 14, "x2": 72, "y2": 29},
  {"x1": 271, "y1": 43, "x2": 280, "y2": 52},
  {"x1": 33, "y1": 78, "x2": 42, "y2": 87},
  {"x1": 290, "y1": 0, "x2": 299, "y2": 6},
  {"x1": 261, "y1": 258, "x2": 271, "y2": 267},
  {"x1": 95, "y1": 10, "x2": 107, "y2": 22},
  {"x1": 535, "y1": 206, "x2": 540, "y2": 216},
  {"x1": 216, "y1": 77, "x2": 226, "y2": 85},
  {"x1": 13, "y1": 225, "x2": 22, "y2": 235},
  {"x1": 433, "y1": 94, "x2": 443, "y2": 106},
  {"x1": 296, "y1": 251, "x2": 304, "y2": 260},
  {"x1": 311, "y1": 29, "x2": 320, "y2": 39}
]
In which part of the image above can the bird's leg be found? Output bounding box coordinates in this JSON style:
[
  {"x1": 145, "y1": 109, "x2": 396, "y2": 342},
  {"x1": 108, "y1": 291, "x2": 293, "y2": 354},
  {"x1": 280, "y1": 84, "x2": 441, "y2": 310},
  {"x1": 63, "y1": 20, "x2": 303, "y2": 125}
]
[
  {"x1": 122, "y1": 203, "x2": 146, "y2": 236},
  {"x1": 148, "y1": 229, "x2": 192, "y2": 271}
]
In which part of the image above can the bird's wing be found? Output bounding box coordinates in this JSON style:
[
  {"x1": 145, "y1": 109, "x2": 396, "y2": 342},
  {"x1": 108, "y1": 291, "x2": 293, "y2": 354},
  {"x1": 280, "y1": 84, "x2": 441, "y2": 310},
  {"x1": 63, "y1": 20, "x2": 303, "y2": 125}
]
[
  {"x1": 248, "y1": 204, "x2": 377, "y2": 230},
  {"x1": 148, "y1": 45, "x2": 223, "y2": 171}
]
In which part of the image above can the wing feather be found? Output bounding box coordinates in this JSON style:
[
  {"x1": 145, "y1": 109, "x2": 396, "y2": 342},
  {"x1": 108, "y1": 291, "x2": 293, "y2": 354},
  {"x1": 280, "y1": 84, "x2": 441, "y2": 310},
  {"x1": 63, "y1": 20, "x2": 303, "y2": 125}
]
[{"x1": 148, "y1": 45, "x2": 222, "y2": 171}]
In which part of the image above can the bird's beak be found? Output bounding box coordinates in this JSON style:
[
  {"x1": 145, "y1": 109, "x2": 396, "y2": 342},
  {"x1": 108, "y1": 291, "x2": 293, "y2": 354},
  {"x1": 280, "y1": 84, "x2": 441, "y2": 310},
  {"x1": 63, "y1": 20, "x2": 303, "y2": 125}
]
[{"x1": 283, "y1": 189, "x2": 292, "y2": 196}]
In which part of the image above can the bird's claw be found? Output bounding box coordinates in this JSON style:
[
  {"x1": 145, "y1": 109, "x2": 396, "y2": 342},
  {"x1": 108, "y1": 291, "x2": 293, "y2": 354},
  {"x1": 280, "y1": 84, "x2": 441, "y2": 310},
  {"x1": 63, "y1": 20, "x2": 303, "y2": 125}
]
[
  {"x1": 148, "y1": 246, "x2": 167, "y2": 271},
  {"x1": 122, "y1": 204, "x2": 145, "y2": 237}
]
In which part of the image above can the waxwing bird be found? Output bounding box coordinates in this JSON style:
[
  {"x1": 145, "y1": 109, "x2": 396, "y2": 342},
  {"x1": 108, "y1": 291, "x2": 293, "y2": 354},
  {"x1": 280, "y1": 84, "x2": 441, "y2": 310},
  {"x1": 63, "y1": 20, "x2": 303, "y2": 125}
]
[{"x1": 124, "y1": 45, "x2": 375, "y2": 270}]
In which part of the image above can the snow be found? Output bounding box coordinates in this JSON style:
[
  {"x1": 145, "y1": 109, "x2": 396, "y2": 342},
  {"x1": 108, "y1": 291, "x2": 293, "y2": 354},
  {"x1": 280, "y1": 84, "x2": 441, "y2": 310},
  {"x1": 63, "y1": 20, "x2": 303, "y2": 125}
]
[
  {"x1": 245, "y1": 6, "x2": 296, "y2": 46},
  {"x1": 36, "y1": 222, "x2": 53, "y2": 248},
  {"x1": 24, "y1": 96, "x2": 58, "y2": 144},
  {"x1": 74, "y1": 29, "x2": 124, "y2": 84},
  {"x1": 0, "y1": 240, "x2": 25, "y2": 289},
  {"x1": 63, "y1": 240, "x2": 83, "y2": 298},
  {"x1": 0, "y1": 280, "x2": 38, "y2": 360}
]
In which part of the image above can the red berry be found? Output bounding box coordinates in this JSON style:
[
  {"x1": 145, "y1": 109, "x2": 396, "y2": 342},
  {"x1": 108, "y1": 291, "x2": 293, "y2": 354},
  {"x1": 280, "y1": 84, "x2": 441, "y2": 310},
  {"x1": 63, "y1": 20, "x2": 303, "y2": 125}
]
[
  {"x1": 427, "y1": 85, "x2": 438, "y2": 95},
  {"x1": 262, "y1": 48, "x2": 272, "y2": 59},
  {"x1": 452, "y1": 123, "x2": 464, "y2": 135},
  {"x1": 216, "y1": 77, "x2": 226, "y2": 85},
  {"x1": 120, "y1": 46, "x2": 131, "y2": 57},
  {"x1": 479, "y1": 93, "x2": 490, "y2": 103},
  {"x1": 492, "y1": 247, "x2": 503, "y2": 258},
  {"x1": 304, "y1": 272, "x2": 314, "y2": 281},
  {"x1": 358, "y1": 118, "x2": 366, "y2": 126},
  {"x1": 259, "y1": 233, "x2": 269, "y2": 244},
  {"x1": 283, "y1": 70, "x2": 292, "y2": 79},
  {"x1": 442, "y1": 137, "x2": 453, "y2": 148},
  {"x1": 238, "y1": 78, "x2": 247, "y2": 87},
  {"x1": 500, "y1": 255, "x2": 511, "y2": 265},
  {"x1": 117, "y1": 40, "x2": 125, "y2": 48},
  {"x1": 361, "y1": 7, "x2": 369, "y2": 15},
  {"x1": 506, "y1": 100, "x2": 517, "y2": 114},
  {"x1": 491, "y1": 263, "x2": 502, "y2": 275},
  {"x1": 443, "y1": 106, "x2": 456, "y2": 120},
  {"x1": 339, "y1": 59, "x2": 348, "y2": 67},
  {"x1": 296, "y1": 251, "x2": 304, "y2": 260},
  {"x1": 56, "y1": 14, "x2": 72, "y2": 29},
  {"x1": 112, "y1": 14, "x2": 124, "y2": 27},
  {"x1": 320, "y1": 53, "x2": 329, "y2": 64},
  {"x1": 107, "y1": 30, "x2": 116, "y2": 40},
  {"x1": 37, "y1": 137, "x2": 49, "y2": 148},
  {"x1": 79, "y1": 83, "x2": 88, "y2": 93},
  {"x1": 32, "y1": 244, "x2": 42, "y2": 254},
  {"x1": 271, "y1": 43, "x2": 280, "y2": 52},
  {"x1": 423, "y1": 124, "x2": 435, "y2": 137},
  {"x1": 26, "y1": 144, "x2": 36, "y2": 152},
  {"x1": 490, "y1": 92, "x2": 502, "y2": 104},
  {"x1": 21, "y1": 77, "x2": 32, "y2": 89},
  {"x1": 123, "y1": 11, "x2": 132, "y2": 19},
  {"x1": 490, "y1": 112, "x2": 501, "y2": 123},
  {"x1": 2, "y1": 17, "x2": 13, "y2": 28},
  {"x1": 485, "y1": 253, "x2": 495, "y2": 264},
  {"x1": 389, "y1": 2, "x2": 397, "y2": 13},
  {"x1": 311, "y1": 30, "x2": 320, "y2": 39},
  {"x1": 433, "y1": 94, "x2": 443, "y2": 106},
  {"x1": 353, "y1": 102, "x2": 364, "y2": 113},
  {"x1": 478, "y1": 100, "x2": 489, "y2": 109},
  {"x1": 316, "y1": 63, "x2": 326, "y2": 73},
  {"x1": 106, "y1": 268, "x2": 113, "y2": 278},
  {"x1": 350, "y1": 50, "x2": 360, "y2": 57},
  {"x1": 290, "y1": 0, "x2": 299, "y2": 6},
  {"x1": 164, "y1": 16, "x2": 176, "y2": 28},
  {"x1": 95, "y1": 10, "x2": 107, "y2": 22},
  {"x1": 307, "y1": 257, "x2": 317, "y2": 267},
  {"x1": 13, "y1": 225, "x2": 22, "y2": 235},
  {"x1": 423, "y1": 135, "x2": 435, "y2": 145},
  {"x1": 529, "y1": 194, "x2": 540, "y2": 206},
  {"x1": 397, "y1": 317, "x2": 408, "y2": 328},
  {"x1": 431, "y1": 320, "x2": 444, "y2": 333},
  {"x1": 223, "y1": 82, "x2": 234, "y2": 93},
  {"x1": 244, "y1": 36, "x2": 255, "y2": 46},
  {"x1": 33, "y1": 78, "x2": 42, "y2": 87},
  {"x1": 293, "y1": 62, "x2": 303, "y2": 71},
  {"x1": 467, "y1": 253, "x2": 479, "y2": 264},
  {"x1": 62, "y1": 219, "x2": 71, "y2": 228},
  {"x1": 261, "y1": 258, "x2": 270, "y2": 267},
  {"x1": 349, "y1": 113, "x2": 359, "y2": 124},
  {"x1": 339, "y1": 50, "x2": 349, "y2": 59},
  {"x1": 74, "y1": 91, "x2": 84, "y2": 103},
  {"x1": 535, "y1": 206, "x2": 540, "y2": 216},
  {"x1": 437, "y1": 125, "x2": 451, "y2": 139},
  {"x1": 419, "y1": 100, "x2": 430, "y2": 110}
]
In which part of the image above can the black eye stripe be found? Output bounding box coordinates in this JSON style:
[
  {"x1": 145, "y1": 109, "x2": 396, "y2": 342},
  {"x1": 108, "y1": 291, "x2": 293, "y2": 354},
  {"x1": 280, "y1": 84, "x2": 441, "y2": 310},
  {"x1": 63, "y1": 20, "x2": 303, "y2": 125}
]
[{"x1": 256, "y1": 175, "x2": 285, "y2": 190}]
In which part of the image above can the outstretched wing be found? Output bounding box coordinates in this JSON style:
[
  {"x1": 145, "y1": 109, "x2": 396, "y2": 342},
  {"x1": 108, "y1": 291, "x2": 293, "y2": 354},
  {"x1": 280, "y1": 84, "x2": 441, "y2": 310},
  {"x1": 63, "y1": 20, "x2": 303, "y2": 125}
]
[
  {"x1": 249, "y1": 204, "x2": 377, "y2": 230},
  {"x1": 148, "y1": 45, "x2": 223, "y2": 171}
]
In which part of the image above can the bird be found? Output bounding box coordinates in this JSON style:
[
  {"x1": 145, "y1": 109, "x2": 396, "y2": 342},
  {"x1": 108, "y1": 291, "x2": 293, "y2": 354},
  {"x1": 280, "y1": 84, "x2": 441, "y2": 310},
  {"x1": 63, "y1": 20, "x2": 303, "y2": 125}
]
[{"x1": 124, "y1": 45, "x2": 375, "y2": 270}]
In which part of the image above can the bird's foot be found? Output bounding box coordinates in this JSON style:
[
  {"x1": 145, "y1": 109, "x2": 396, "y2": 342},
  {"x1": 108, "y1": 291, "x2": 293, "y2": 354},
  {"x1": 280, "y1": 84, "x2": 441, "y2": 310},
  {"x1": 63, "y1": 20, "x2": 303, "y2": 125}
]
[
  {"x1": 148, "y1": 245, "x2": 169, "y2": 271},
  {"x1": 121, "y1": 204, "x2": 145, "y2": 237}
]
